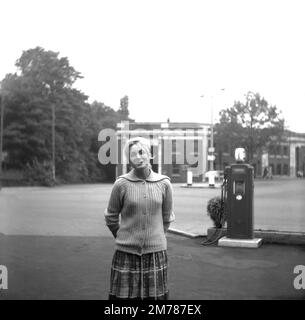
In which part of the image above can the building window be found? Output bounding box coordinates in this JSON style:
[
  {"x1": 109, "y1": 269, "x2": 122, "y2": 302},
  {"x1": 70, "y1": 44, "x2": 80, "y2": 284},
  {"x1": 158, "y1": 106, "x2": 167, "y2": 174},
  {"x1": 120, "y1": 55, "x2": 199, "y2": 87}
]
[
  {"x1": 172, "y1": 164, "x2": 180, "y2": 175},
  {"x1": 276, "y1": 163, "x2": 281, "y2": 175},
  {"x1": 283, "y1": 164, "x2": 289, "y2": 175},
  {"x1": 172, "y1": 154, "x2": 176, "y2": 164},
  {"x1": 193, "y1": 139, "x2": 198, "y2": 153},
  {"x1": 172, "y1": 139, "x2": 177, "y2": 152},
  {"x1": 269, "y1": 145, "x2": 277, "y2": 155},
  {"x1": 283, "y1": 146, "x2": 288, "y2": 156},
  {"x1": 276, "y1": 145, "x2": 281, "y2": 155}
]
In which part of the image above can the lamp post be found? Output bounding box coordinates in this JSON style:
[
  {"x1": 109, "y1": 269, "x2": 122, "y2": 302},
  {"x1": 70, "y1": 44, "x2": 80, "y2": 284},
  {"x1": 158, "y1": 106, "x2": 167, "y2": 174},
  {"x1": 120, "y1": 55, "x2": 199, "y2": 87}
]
[
  {"x1": 210, "y1": 95, "x2": 215, "y2": 171},
  {"x1": 201, "y1": 88, "x2": 225, "y2": 173}
]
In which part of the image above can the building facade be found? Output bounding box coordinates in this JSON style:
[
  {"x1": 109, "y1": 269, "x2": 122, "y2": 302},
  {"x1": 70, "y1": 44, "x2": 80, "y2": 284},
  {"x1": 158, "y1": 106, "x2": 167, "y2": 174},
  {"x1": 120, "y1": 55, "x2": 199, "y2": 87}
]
[
  {"x1": 213, "y1": 131, "x2": 305, "y2": 178},
  {"x1": 115, "y1": 121, "x2": 211, "y2": 182},
  {"x1": 115, "y1": 121, "x2": 305, "y2": 182}
]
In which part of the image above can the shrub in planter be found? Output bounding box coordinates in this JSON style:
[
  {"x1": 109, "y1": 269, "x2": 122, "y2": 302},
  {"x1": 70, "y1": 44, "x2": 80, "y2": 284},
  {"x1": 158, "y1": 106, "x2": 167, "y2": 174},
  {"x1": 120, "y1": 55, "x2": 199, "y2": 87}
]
[{"x1": 206, "y1": 196, "x2": 226, "y2": 228}]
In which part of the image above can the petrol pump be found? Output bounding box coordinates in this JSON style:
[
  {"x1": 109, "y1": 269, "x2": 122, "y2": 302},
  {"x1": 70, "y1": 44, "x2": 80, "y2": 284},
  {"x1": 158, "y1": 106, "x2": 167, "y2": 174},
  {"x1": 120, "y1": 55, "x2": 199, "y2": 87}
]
[{"x1": 219, "y1": 148, "x2": 262, "y2": 248}]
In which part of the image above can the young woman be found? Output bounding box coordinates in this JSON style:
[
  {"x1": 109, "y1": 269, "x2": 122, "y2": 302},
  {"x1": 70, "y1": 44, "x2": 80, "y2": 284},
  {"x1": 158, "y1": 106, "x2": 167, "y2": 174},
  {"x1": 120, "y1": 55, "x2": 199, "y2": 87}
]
[{"x1": 105, "y1": 136, "x2": 175, "y2": 300}]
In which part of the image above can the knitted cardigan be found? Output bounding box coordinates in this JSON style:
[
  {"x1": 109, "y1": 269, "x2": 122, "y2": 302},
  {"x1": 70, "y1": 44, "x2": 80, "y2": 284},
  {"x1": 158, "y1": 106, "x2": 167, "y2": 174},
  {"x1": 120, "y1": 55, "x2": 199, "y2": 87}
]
[{"x1": 105, "y1": 169, "x2": 175, "y2": 255}]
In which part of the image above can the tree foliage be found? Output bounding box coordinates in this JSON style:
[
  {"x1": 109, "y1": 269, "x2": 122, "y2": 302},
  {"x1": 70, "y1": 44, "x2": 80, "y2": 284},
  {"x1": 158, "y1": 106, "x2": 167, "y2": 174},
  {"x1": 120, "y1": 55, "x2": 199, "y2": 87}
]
[
  {"x1": 15, "y1": 47, "x2": 82, "y2": 92},
  {"x1": 214, "y1": 91, "x2": 285, "y2": 162},
  {"x1": 1, "y1": 47, "x2": 131, "y2": 184}
]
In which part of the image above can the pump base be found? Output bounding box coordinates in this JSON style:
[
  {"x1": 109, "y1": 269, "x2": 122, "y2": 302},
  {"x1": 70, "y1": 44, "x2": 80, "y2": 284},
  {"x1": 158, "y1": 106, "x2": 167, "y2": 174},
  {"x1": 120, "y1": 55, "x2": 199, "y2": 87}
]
[{"x1": 218, "y1": 236, "x2": 263, "y2": 248}]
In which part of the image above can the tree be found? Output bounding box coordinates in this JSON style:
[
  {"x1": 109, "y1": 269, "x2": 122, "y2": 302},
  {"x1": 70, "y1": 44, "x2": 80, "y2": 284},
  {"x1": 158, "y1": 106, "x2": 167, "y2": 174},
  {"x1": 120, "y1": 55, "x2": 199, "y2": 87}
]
[
  {"x1": 214, "y1": 91, "x2": 285, "y2": 163},
  {"x1": 1, "y1": 47, "x2": 135, "y2": 184},
  {"x1": 1, "y1": 72, "x2": 52, "y2": 168},
  {"x1": 1, "y1": 47, "x2": 94, "y2": 183}
]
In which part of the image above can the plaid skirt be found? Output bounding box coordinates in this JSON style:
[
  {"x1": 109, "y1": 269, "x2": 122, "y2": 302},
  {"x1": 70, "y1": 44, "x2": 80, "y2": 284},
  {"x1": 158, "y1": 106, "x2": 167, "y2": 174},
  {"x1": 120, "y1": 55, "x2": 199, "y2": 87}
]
[{"x1": 108, "y1": 250, "x2": 169, "y2": 300}]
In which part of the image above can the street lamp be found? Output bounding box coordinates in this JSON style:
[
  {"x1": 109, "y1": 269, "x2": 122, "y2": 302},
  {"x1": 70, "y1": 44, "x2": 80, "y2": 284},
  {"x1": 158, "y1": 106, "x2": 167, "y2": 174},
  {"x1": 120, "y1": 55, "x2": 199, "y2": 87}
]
[
  {"x1": 201, "y1": 88, "x2": 225, "y2": 172},
  {"x1": 210, "y1": 95, "x2": 215, "y2": 171}
]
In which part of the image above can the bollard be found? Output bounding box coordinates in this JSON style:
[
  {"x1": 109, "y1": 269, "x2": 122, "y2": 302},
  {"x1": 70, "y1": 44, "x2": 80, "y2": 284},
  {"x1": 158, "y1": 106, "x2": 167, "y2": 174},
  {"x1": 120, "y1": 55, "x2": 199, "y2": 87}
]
[
  {"x1": 208, "y1": 173, "x2": 215, "y2": 188},
  {"x1": 187, "y1": 170, "x2": 193, "y2": 186}
]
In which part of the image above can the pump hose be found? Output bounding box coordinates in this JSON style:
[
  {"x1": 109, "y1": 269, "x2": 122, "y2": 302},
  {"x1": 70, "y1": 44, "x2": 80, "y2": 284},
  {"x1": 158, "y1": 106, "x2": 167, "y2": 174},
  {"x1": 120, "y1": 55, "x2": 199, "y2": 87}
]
[{"x1": 201, "y1": 228, "x2": 224, "y2": 246}]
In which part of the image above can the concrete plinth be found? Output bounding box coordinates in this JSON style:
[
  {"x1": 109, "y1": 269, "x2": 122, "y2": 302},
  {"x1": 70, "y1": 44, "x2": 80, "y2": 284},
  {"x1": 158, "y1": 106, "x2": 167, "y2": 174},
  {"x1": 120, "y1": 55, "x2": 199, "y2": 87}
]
[{"x1": 218, "y1": 236, "x2": 263, "y2": 248}]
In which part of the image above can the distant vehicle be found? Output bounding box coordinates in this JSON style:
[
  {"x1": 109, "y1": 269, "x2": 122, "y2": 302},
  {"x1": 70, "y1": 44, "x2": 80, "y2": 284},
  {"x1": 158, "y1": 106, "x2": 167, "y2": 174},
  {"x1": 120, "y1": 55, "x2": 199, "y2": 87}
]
[{"x1": 204, "y1": 170, "x2": 224, "y2": 181}]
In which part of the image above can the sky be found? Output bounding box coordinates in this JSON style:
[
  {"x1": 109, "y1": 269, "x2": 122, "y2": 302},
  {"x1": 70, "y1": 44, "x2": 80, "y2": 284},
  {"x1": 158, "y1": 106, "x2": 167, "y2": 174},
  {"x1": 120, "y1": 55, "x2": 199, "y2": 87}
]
[{"x1": 1, "y1": 0, "x2": 305, "y2": 132}]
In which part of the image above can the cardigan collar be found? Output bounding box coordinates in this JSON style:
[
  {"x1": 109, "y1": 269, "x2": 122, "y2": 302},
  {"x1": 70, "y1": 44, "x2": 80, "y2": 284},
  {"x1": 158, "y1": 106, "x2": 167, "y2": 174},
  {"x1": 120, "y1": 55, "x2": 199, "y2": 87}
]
[{"x1": 119, "y1": 169, "x2": 169, "y2": 182}]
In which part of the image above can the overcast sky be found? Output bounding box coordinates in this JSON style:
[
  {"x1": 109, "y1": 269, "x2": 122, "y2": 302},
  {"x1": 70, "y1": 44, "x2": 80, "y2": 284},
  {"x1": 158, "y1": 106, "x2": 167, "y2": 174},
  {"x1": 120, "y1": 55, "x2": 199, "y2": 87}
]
[{"x1": 1, "y1": 0, "x2": 305, "y2": 132}]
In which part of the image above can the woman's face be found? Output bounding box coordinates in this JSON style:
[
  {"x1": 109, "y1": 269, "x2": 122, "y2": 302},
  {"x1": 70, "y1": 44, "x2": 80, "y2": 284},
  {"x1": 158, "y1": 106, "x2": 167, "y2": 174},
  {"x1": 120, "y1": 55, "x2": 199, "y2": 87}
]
[{"x1": 129, "y1": 143, "x2": 150, "y2": 169}]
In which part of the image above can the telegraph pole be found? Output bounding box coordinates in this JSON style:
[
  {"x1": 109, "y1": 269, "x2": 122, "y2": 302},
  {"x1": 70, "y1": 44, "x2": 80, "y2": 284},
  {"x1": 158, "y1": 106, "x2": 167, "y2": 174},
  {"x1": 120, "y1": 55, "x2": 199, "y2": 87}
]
[
  {"x1": 52, "y1": 102, "x2": 56, "y2": 182},
  {"x1": 45, "y1": 83, "x2": 56, "y2": 184},
  {"x1": 0, "y1": 91, "x2": 4, "y2": 190}
]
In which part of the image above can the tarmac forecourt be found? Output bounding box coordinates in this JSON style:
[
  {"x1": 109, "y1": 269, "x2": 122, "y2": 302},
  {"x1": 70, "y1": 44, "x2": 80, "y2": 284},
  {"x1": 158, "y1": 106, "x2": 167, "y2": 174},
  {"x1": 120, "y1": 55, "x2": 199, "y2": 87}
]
[
  {"x1": 0, "y1": 179, "x2": 304, "y2": 240},
  {"x1": 0, "y1": 233, "x2": 304, "y2": 300},
  {"x1": 0, "y1": 179, "x2": 304, "y2": 299},
  {"x1": 173, "y1": 178, "x2": 305, "y2": 243}
]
